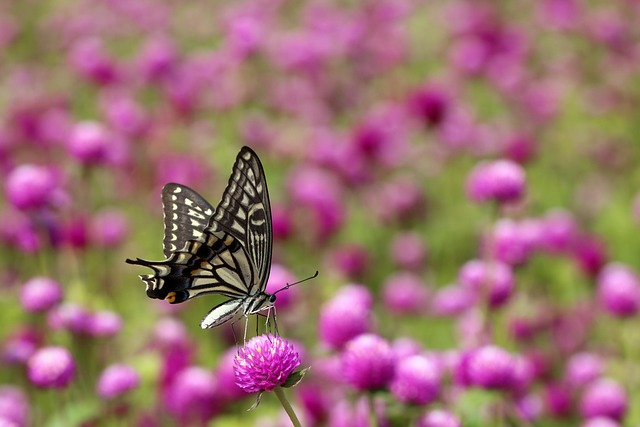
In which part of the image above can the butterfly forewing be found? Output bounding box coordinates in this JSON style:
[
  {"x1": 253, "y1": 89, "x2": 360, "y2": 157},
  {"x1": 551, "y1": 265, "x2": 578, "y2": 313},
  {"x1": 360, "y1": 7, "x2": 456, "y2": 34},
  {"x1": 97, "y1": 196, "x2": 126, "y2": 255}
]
[
  {"x1": 207, "y1": 147, "x2": 273, "y2": 294},
  {"x1": 161, "y1": 183, "x2": 215, "y2": 258}
]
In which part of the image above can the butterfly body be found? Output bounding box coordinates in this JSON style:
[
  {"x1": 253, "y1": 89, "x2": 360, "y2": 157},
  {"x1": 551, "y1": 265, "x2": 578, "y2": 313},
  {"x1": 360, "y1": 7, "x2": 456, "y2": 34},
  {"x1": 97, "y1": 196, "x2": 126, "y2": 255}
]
[{"x1": 126, "y1": 147, "x2": 275, "y2": 329}]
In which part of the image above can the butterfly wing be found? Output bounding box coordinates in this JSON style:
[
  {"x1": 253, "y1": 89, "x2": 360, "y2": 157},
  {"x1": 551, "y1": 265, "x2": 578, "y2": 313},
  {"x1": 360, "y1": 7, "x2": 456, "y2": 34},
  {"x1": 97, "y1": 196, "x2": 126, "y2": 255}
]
[
  {"x1": 208, "y1": 146, "x2": 273, "y2": 294},
  {"x1": 126, "y1": 146, "x2": 273, "y2": 305},
  {"x1": 161, "y1": 183, "x2": 215, "y2": 258}
]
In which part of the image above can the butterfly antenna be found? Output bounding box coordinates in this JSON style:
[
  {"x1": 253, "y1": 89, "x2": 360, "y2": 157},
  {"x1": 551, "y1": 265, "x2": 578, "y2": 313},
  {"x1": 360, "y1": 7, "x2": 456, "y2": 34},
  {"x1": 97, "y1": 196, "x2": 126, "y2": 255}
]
[{"x1": 273, "y1": 270, "x2": 319, "y2": 295}]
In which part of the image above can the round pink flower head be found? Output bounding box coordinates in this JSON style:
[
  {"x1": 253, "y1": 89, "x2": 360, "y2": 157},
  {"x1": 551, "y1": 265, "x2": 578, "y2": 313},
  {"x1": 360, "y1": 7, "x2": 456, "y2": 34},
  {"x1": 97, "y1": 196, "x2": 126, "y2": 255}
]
[
  {"x1": 484, "y1": 219, "x2": 533, "y2": 266},
  {"x1": 86, "y1": 310, "x2": 122, "y2": 337},
  {"x1": 319, "y1": 285, "x2": 373, "y2": 349},
  {"x1": 382, "y1": 272, "x2": 429, "y2": 314},
  {"x1": 431, "y1": 285, "x2": 475, "y2": 316},
  {"x1": 390, "y1": 354, "x2": 441, "y2": 405},
  {"x1": 458, "y1": 260, "x2": 515, "y2": 308},
  {"x1": 214, "y1": 347, "x2": 246, "y2": 403},
  {"x1": 342, "y1": 333, "x2": 395, "y2": 391},
  {"x1": 564, "y1": 352, "x2": 604, "y2": 388},
  {"x1": 0, "y1": 386, "x2": 29, "y2": 427},
  {"x1": 96, "y1": 364, "x2": 140, "y2": 399},
  {"x1": 596, "y1": 263, "x2": 640, "y2": 317},
  {"x1": 164, "y1": 366, "x2": 219, "y2": 423},
  {"x1": 27, "y1": 346, "x2": 75, "y2": 389},
  {"x1": 390, "y1": 232, "x2": 427, "y2": 271},
  {"x1": 265, "y1": 264, "x2": 299, "y2": 310},
  {"x1": 67, "y1": 121, "x2": 112, "y2": 165},
  {"x1": 581, "y1": 417, "x2": 621, "y2": 427},
  {"x1": 233, "y1": 334, "x2": 300, "y2": 393},
  {"x1": 579, "y1": 378, "x2": 627, "y2": 422},
  {"x1": 418, "y1": 409, "x2": 461, "y2": 427},
  {"x1": 466, "y1": 159, "x2": 526, "y2": 204},
  {"x1": 5, "y1": 164, "x2": 57, "y2": 211},
  {"x1": 20, "y1": 276, "x2": 63, "y2": 313},
  {"x1": 467, "y1": 345, "x2": 515, "y2": 390},
  {"x1": 90, "y1": 210, "x2": 129, "y2": 248}
]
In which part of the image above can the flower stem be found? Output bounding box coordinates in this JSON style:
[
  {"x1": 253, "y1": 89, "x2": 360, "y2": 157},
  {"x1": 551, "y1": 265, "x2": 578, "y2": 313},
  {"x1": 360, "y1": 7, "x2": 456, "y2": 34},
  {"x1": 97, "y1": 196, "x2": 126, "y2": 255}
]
[{"x1": 273, "y1": 386, "x2": 302, "y2": 427}]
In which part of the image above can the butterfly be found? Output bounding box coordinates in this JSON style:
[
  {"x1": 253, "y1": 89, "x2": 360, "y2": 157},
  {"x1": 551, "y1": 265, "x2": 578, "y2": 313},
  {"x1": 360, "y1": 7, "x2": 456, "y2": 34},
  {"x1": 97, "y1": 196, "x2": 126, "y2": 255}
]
[{"x1": 126, "y1": 146, "x2": 277, "y2": 330}]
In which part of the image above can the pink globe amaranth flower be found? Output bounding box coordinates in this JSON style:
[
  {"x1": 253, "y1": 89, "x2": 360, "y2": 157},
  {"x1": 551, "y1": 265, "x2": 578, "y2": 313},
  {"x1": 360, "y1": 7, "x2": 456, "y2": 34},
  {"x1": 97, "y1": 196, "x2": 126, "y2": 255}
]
[
  {"x1": 516, "y1": 394, "x2": 544, "y2": 422},
  {"x1": 382, "y1": 272, "x2": 429, "y2": 314},
  {"x1": 430, "y1": 284, "x2": 475, "y2": 316},
  {"x1": 368, "y1": 177, "x2": 426, "y2": 224},
  {"x1": 544, "y1": 382, "x2": 573, "y2": 417},
  {"x1": 540, "y1": 209, "x2": 578, "y2": 253},
  {"x1": 5, "y1": 164, "x2": 57, "y2": 211},
  {"x1": 2, "y1": 328, "x2": 41, "y2": 364},
  {"x1": 101, "y1": 93, "x2": 149, "y2": 138},
  {"x1": 297, "y1": 383, "x2": 331, "y2": 426},
  {"x1": 319, "y1": 291, "x2": 372, "y2": 349},
  {"x1": 271, "y1": 204, "x2": 292, "y2": 240},
  {"x1": 20, "y1": 276, "x2": 63, "y2": 313},
  {"x1": 458, "y1": 260, "x2": 515, "y2": 308},
  {"x1": 341, "y1": 334, "x2": 395, "y2": 391},
  {"x1": 90, "y1": 209, "x2": 129, "y2": 248},
  {"x1": 537, "y1": 0, "x2": 580, "y2": 30},
  {"x1": 152, "y1": 318, "x2": 190, "y2": 351},
  {"x1": 265, "y1": 264, "x2": 299, "y2": 310},
  {"x1": 67, "y1": 121, "x2": 113, "y2": 165},
  {"x1": 418, "y1": 409, "x2": 461, "y2": 427},
  {"x1": 233, "y1": 334, "x2": 300, "y2": 393},
  {"x1": 484, "y1": 219, "x2": 533, "y2": 266},
  {"x1": 328, "y1": 245, "x2": 370, "y2": 279},
  {"x1": 164, "y1": 366, "x2": 219, "y2": 423},
  {"x1": 137, "y1": 36, "x2": 178, "y2": 83},
  {"x1": 572, "y1": 235, "x2": 607, "y2": 277},
  {"x1": 390, "y1": 355, "x2": 441, "y2": 405},
  {"x1": 0, "y1": 386, "x2": 29, "y2": 427},
  {"x1": 564, "y1": 352, "x2": 604, "y2": 388},
  {"x1": 47, "y1": 303, "x2": 91, "y2": 334},
  {"x1": 407, "y1": 83, "x2": 451, "y2": 128},
  {"x1": 62, "y1": 215, "x2": 89, "y2": 249},
  {"x1": 466, "y1": 159, "x2": 526, "y2": 204},
  {"x1": 288, "y1": 167, "x2": 346, "y2": 240},
  {"x1": 154, "y1": 154, "x2": 211, "y2": 195},
  {"x1": 503, "y1": 132, "x2": 537, "y2": 164},
  {"x1": 579, "y1": 378, "x2": 627, "y2": 421},
  {"x1": 597, "y1": 263, "x2": 640, "y2": 317},
  {"x1": 581, "y1": 417, "x2": 621, "y2": 427},
  {"x1": 391, "y1": 338, "x2": 423, "y2": 360},
  {"x1": 68, "y1": 37, "x2": 119, "y2": 85},
  {"x1": 27, "y1": 346, "x2": 75, "y2": 389},
  {"x1": 86, "y1": 310, "x2": 122, "y2": 337},
  {"x1": 214, "y1": 347, "x2": 246, "y2": 403},
  {"x1": 390, "y1": 232, "x2": 427, "y2": 271},
  {"x1": 466, "y1": 345, "x2": 515, "y2": 390},
  {"x1": 96, "y1": 364, "x2": 140, "y2": 399}
]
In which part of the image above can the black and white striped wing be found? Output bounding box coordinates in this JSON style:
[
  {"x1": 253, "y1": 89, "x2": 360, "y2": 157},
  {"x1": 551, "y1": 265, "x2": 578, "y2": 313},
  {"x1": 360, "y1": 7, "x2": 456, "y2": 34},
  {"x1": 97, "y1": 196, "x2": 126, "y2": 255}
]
[
  {"x1": 208, "y1": 146, "x2": 273, "y2": 294},
  {"x1": 161, "y1": 183, "x2": 215, "y2": 258}
]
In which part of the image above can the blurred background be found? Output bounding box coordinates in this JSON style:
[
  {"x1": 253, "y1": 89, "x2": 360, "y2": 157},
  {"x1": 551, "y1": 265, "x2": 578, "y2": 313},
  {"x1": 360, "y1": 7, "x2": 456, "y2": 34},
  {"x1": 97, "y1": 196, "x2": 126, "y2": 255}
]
[{"x1": 1, "y1": 0, "x2": 640, "y2": 425}]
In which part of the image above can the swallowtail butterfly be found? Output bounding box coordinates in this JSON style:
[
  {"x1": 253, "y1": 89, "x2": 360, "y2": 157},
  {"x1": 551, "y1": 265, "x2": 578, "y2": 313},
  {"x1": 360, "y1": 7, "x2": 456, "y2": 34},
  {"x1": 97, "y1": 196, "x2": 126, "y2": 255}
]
[{"x1": 126, "y1": 146, "x2": 276, "y2": 329}]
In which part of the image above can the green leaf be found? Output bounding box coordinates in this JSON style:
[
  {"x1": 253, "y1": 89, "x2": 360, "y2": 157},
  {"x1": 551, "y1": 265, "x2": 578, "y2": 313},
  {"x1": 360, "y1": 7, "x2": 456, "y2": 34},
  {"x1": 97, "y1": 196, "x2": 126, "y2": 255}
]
[
  {"x1": 281, "y1": 367, "x2": 310, "y2": 389},
  {"x1": 247, "y1": 391, "x2": 264, "y2": 411}
]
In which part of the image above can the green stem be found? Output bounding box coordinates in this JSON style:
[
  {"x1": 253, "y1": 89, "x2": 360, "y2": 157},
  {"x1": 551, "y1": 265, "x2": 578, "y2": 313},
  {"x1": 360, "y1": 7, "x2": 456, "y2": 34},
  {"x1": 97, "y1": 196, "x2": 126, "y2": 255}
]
[
  {"x1": 273, "y1": 386, "x2": 302, "y2": 427},
  {"x1": 368, "y1": 393, "x2": 379, "y2": 427}
]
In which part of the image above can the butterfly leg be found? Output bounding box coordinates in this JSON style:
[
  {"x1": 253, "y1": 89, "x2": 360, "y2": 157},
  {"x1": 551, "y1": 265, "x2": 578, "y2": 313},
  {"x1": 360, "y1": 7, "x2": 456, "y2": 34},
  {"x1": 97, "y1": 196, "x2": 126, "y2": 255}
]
[{"x1": 243, "y1": 314, "x2": 250, "y2": 343}]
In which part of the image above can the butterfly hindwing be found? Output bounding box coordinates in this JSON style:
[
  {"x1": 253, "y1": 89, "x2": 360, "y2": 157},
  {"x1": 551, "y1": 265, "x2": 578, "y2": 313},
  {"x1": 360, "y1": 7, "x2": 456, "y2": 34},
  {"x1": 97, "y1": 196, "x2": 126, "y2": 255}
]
[{"x1": 161, "y1": 183, "x2": 215, "y2": 258}]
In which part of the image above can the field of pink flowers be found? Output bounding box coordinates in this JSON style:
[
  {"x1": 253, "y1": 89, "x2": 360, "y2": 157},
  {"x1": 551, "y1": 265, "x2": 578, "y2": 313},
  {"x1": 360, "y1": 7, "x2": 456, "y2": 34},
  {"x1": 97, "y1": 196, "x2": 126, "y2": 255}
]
[{"x1": 1, "y1": 0, "x2": 640, "y2": 426}]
